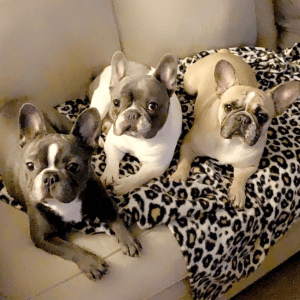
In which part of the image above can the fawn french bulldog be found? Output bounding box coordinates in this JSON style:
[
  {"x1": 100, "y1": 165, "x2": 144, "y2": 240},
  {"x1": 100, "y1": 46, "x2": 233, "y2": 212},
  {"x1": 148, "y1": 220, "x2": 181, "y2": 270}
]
[
  {"x1": 0, "y1": 98, "x2": 141, "y2": 279},
  {"x1": 171, "y1": 49, "x2": 300, "y2": 208},
  {"x1": 90, "y1": 51, "x2": 182, "y2": 195}
]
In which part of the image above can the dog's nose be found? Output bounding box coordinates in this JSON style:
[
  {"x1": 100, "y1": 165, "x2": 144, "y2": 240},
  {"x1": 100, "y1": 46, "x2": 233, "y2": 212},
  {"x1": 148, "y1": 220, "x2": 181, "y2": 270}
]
[
  {"x1": 43, "y1": 171, "x2": 59, "y2": 187},
  {"x1": 126, "y1": 110, "x2": 140, "y2": 121},
  {"x1": 236, "y1": 114, "x2": 251, "y2": 125}
]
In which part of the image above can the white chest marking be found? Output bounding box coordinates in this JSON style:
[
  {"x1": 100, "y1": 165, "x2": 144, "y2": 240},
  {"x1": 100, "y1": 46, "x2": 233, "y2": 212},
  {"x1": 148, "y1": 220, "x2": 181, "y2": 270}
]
[
  {"x1": 47, "y1": 143, "x2": 58, "y2": 169},
  {"x1": 43, "y1": 198, "x2": 82, "y2": 223}
]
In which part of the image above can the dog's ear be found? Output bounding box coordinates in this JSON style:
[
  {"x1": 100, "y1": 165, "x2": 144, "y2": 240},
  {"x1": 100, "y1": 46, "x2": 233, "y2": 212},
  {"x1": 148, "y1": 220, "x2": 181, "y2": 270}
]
[
  {"x1": 153, "y1": 54, "x2": 178, "y2": 97},
  {"x1": 110, "y1": 51, "x2": 127, "y2": 88},
  {"x1": 71, "y1": 108, "x2": 102, "y2": 150},
  {"x1": 267, "y1": 81, "x2": 300, "y2": 116},
  {"x1": 19, "y1": 103, "x2": 47, "y2": 147},
  {"x1": 214, "y1": 60, "x2": 239, "y2": 97}
]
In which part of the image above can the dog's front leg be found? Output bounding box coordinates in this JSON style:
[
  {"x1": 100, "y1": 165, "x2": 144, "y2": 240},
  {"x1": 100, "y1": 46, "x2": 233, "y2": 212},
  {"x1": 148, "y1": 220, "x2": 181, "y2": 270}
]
[
  {"x1": 110, "y1": 218, "x2": 142, "y2": 257},
  {"x1": 229, "y1": 164, "x2": 258, "y2": 209},
  {"x1": 83, "y1": 178, "x2": 142, "y2": 257},
  {"x1": 113, "y1": 163, "x2": 166, "y2": 195},
  {"x1": 101, "y1": 141, "x2": 124, "y2": 187},
  {"x1": 171, "y1": 140, "x2": 197, "y2": 182},
  {"x1": 28, "y1": 206, "x2": 108, "y2": 280}
]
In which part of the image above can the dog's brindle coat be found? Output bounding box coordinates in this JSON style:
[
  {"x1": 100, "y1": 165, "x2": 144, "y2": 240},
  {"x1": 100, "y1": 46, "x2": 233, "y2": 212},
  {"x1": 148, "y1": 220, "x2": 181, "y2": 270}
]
[{"x1": 0, "y1": 98, "x2": 141, "y2": 280}]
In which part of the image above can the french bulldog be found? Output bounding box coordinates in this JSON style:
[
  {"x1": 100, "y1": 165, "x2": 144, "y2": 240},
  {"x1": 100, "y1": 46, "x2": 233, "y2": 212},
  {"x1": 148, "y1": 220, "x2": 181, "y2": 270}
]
[
  {"x1": 171, "y1": 49, "x2": 300, "y2": 208},
  {"x1": 0, "y1": 98, "x2": 141, "y2": 280},
  {"x1": 89, "y1": 51, "x2": 182, "y2": 195}
]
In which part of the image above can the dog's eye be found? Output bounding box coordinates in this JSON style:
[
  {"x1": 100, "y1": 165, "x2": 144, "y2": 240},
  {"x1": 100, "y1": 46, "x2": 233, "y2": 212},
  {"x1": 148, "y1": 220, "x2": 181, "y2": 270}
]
[
  {"x1": 257, "y1": 112, "x2": 268, "y2": 124},
  {"x1": 67, "y1": 163, "x2": 80, "y2": 173},
  {"x1": 148, "y1": 102, "x2": 158, "y2": 111},
  {"x1": 26, "y1": 162, "x2": 35, "y2": 172},
  {"x1": 113, "y1": 99, "x2": 121, "y2": 107},
  {"x1": 224, "y1": 104, "x2": 232, "y2": 112}
]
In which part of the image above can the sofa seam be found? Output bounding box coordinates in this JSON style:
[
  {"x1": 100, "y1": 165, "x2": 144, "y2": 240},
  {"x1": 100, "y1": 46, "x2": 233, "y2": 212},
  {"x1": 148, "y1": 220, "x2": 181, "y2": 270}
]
[{"x1": 110, "y1": 0, "x2": 124, "y2": 53}]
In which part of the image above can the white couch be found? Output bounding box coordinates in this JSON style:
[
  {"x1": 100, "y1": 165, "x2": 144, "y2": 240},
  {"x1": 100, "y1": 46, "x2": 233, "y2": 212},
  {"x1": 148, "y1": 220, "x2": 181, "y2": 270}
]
[{"x1": 0, "y1": 1, "x2": 299, "y2": 300}]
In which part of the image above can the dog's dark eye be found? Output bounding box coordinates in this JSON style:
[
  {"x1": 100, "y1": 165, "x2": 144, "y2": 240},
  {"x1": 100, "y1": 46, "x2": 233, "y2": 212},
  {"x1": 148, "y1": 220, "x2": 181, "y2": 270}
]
[
  {"x1": 224, "y1": 104, "x2": 232, "y2": 113},
  {"x1": 67, "y1": 163, "x2": 80, "y2": 173},
  {"x1": 113, "y1": 99, "x2": 121, "y2": 107},
  {"x1": 257, "y1": 112, "x2": 268, "y2": 124},
  {"x1": 148, "y1": 102, "x2": 158, "y2": 111},
  {"x1": 26, "y1": 162, "x2": 35, "y2": 171}
]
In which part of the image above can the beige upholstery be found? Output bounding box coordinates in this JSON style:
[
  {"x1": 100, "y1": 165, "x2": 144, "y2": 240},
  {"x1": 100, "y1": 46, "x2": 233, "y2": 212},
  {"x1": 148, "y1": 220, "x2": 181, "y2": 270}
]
[
  {"x1": 113, "y1": 0, "x2": 257, "y2": 66},
  {"x1": 254, "y1": 0, "x2": 278, "y2": 50},
  {"x1": 274, "y1": 0, "x2": 300, "y2": 49},
  {"x1": 0, "y1": 0, "x2": 120, "y2": 107}
]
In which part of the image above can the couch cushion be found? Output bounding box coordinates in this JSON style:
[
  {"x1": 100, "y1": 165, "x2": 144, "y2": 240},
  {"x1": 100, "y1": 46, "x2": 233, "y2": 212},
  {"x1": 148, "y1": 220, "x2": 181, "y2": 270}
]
[
  {"x1": 0, "y1": 0, "x2": 120, "y2": 108},
  {"x1": 0, "y1": 201, "x2": 190, "y2": 300},
  {"x1": 113, "y1": 0, "x2": 257, "y2": 66}
]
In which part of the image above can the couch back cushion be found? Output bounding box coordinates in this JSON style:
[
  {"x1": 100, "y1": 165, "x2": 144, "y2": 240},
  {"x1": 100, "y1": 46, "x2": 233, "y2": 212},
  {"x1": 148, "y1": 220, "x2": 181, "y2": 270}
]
[
  {"x1": 113, "y1": 0, "x2": 257, "y2": 66},
  {"x1": 0, "y1": 0, "x2": 120, "y2": 107}
]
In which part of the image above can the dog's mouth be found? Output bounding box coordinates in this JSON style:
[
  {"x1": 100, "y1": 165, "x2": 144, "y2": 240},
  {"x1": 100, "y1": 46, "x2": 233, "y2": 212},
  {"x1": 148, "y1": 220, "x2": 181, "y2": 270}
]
[
  {"x1": 221, "y1": 111, "x2": 261, "y2": 146},
  {"x1": 40, "y1": 187, "x2": 79, "y2": 204},
  {"x1": 41, "y1": 195, "x2": 77, "y2": 205},
  {"x1": 113, "y1": 109, "x2": 153, "y2": 138}
]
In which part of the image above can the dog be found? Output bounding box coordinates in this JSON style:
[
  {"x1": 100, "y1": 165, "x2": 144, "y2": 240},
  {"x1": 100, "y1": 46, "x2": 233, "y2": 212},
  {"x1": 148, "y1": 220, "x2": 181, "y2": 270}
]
[
  {"x1": 89, "y1": 51, "x2": 182, "y2": 195},
  {"x1": 0, "y1": 98, "x2": 141, "y2": 280},
  {"x1": 171, "y1": 49, "x2": 300, "y2": 208}
]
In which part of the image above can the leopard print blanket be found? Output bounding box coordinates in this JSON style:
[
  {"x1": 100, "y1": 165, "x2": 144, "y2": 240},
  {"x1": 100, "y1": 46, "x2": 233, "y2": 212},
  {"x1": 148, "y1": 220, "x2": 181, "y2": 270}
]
[{"x1": 2, "y1": 44, "x2": 300, "y2": 300}]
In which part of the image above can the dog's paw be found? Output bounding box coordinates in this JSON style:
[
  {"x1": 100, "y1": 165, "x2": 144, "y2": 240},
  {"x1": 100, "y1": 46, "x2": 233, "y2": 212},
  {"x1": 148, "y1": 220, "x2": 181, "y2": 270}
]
[
  {"x1": 113, "y1": 177, "x2": 137, "y2": 195},
  {"x1": 77, "y1": 253, "x2": 108, "y2": 280},
  {"x1": 101, "y1": 170, "x2": 119, "y2": 187},
  {"x1": 170, "y1": 169, "x2": 188, "y2": 183},
  {"x1": 119, "y1": 238, "x2": 142, "y2": 257},
  {"x1": 228, "y1": 185, "x2": 246, "y2": 209}
]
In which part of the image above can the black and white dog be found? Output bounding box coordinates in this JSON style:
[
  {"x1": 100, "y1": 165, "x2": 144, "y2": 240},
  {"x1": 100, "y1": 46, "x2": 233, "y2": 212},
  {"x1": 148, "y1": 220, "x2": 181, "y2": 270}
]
[{"x1": 0, "y1": 98, "x2": 141, "y2": 280}]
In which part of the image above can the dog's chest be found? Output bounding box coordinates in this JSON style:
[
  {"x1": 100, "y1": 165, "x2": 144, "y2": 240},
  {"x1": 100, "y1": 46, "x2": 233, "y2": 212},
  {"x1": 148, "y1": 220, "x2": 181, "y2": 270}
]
[
  {"x1": 42, "y1": 198, "x2": 82, "y2": 223},
  {"x1": 214, "y1": 138, "x2": 264, "y2": 167},
  {"x1": 106, "y1": 94, "x2": 181, "y2": 164}
]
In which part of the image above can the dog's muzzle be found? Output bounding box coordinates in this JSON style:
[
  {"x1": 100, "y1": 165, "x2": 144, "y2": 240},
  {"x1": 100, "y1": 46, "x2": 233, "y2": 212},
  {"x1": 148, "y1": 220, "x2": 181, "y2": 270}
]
[
  {"x1": 43, "y1": 170, "x2": 59, "y2": 188},
  {"x1": 114, "y1": 108, "x2": 152, "y2": 137},
  {"x1": 221, "y1": 110, "x2": 261, "y2": 146}
]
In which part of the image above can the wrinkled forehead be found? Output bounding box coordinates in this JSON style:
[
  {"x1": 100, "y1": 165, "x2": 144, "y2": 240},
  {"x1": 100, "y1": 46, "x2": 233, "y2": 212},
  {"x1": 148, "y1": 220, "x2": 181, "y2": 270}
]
[
  {"x1": 111, "y1": 75, "x2": 167, "y2": 102},
  {"x1": 222, "y1": 86, "x2": 275, "y2": 114},
  {"x1": 23, "y1": 134, "x2": 84, "y2": 161}
]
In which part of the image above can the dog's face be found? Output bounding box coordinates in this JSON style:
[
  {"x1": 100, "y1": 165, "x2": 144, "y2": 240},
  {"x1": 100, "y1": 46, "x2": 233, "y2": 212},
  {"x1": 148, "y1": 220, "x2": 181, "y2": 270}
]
[
  {"x1": 19, "y1": 104, "x2": 101, "y2": 205},
  {"x1": 218, "y1": 86, "x2": 272, "y2": 146},
  {"x1": 215, "y1": 59, "x2": 300, "y2": 146},
  {"x1": 108, "y1": 52, "x2": 177, "y2": 139}
]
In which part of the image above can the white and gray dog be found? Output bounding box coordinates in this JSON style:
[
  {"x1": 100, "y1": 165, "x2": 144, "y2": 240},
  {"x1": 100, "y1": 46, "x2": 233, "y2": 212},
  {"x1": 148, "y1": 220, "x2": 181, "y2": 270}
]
[{"x1": 90, "y1": 51, "x2": 182, "y2": 195}]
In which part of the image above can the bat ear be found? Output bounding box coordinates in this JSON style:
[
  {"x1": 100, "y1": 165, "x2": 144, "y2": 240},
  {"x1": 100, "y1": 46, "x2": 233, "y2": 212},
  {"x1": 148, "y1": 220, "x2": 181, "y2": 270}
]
[
  {"x1": 214, "y1": 60, "x2": 239, "y2": 97},
  {"x1": 19, "y1": 103, "x2": 46, "y2": 147},
  {"x1": 267, "y1": 81, "x2": 300, "y2": 116},
  {"x1": 153, "y1": 54, "x2": 178, "y2": 97},
  {"x1": 110, "y1": 51, "x2": 127, "y2": 88},
  {"x1": 71, "y1": 108, "x2": 102, "y2": 150}
]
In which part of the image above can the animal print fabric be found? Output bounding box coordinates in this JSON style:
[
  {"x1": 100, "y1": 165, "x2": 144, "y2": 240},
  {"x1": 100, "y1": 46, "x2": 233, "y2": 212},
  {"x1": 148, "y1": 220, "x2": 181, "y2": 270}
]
[{"x1": 2, "y1": 44, "x2": 300, "y2": 300}]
